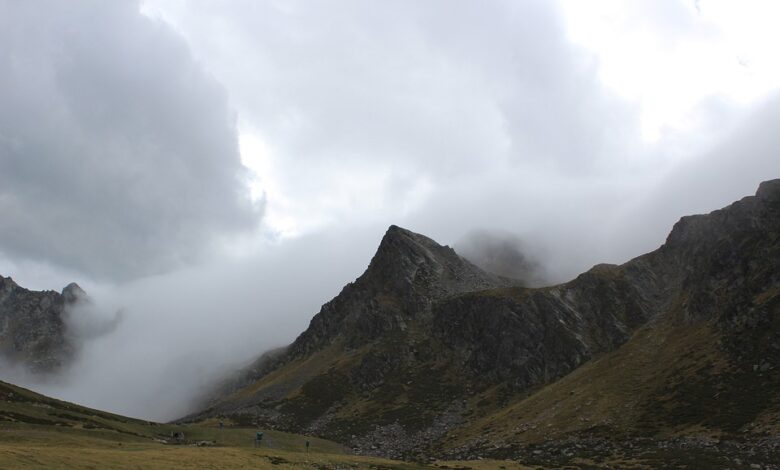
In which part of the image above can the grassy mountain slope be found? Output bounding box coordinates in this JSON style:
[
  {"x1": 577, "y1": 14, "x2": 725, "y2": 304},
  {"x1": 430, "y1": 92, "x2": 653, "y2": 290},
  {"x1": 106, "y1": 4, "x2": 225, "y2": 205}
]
[{"x1": 1, "y1": 380, "x2": 476, "y2": 469}]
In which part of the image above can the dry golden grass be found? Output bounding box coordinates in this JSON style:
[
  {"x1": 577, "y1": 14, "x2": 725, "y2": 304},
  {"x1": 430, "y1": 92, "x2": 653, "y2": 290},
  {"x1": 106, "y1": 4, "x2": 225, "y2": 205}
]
[
  {"x1": 0, "y1": 442, "x2": 436, "y2": 469},
  {"x1": 447, "y1": 319, "x2": 725, "y2": 446}
]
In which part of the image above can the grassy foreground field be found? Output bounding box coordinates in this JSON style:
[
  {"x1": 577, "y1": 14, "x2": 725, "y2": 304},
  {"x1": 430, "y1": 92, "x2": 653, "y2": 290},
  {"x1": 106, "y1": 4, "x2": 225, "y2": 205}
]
[
  {"x1": 0, "y1": 380, "x2": 532, "y2": 469},
  {"x1": 0, "y1": 428, "x2": 533, "y2": 470}
]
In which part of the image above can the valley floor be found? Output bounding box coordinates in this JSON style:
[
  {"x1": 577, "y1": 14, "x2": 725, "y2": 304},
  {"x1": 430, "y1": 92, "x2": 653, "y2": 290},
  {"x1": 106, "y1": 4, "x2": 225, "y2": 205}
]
[
  {"x1": 0, "y1": 426, "x2": 537, "y2": 470},
  {"x1": 0, "y1": 421, "x2": 423, "y2": 469},
  {"x1": 2, "y1": 374, "x2": 780, "y2": 469},
  {"x1": 4, "y1": 424, "x2": 780, "y2": 469}
]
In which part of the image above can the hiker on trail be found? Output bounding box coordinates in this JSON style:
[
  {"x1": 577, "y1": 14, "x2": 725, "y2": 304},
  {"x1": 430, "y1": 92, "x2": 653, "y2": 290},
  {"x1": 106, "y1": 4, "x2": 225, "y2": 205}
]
[{"x1": 255, "y1": 431, "x2": 263, "y2": 448}]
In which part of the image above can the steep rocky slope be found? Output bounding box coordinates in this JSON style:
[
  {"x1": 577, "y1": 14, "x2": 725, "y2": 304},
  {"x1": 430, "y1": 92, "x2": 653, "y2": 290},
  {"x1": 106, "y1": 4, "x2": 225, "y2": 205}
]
[
  {"x1": 189, "y1": 179, "x2": 780, "y2": 463},
  {"x1": 443, "y1": 179, "x2": 780, "y2": 465},
  {"x1": 203, "y1": 226, "x2": 519, "y2": 395},
  {"x1": 0, "y1": 277, "x2": 86, "y2": 373}
]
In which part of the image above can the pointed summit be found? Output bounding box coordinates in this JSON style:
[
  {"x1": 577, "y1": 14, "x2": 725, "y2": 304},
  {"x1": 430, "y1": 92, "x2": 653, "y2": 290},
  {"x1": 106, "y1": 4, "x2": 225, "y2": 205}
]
[
  {"x1": 62, "y1": 282, "x2": 87, "y2": 304},
  {"x1": 362, "y1": 225, "x2": 511, "y2": 300},
  {"x1": 372, "y1": 225, "x2": 453, "y2": 264},
  {"x1": 284, "y1": 225, "x2": 514, "y2": 356}
]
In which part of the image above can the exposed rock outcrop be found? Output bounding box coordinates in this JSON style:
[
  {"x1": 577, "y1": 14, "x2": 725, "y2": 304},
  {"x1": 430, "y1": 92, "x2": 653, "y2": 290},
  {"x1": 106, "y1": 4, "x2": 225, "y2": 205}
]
[
  {"x1": 289, "y1": 225, "x2": 517, "y2": 356},
  {"x1": 0, "y1": 277, "x2": 85, "y2": 373}
]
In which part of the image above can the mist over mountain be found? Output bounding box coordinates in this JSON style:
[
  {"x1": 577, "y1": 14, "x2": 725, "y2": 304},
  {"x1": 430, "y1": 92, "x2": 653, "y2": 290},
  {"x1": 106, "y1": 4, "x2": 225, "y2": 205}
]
[
  {"x1": 2, "y1": 2, "x2": 780, "y2": 467},
  {"x1": 184, "y1": 180, "x2": 780, "y2": 463},
  {"x1": 455, "y1": 230, "x2": 547, "y2": 286},
  {"x1": 0, "y1": 277, "x2": 83, "y2": 373}
]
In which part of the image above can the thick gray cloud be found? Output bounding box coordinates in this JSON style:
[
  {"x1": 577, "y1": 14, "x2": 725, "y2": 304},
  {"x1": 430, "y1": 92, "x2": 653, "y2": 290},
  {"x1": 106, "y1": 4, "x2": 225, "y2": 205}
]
[
  {"x1": 401, "y1": 94, "x2": 780, "y2": 284},
  {"x1": 144, "y1": 0, "x2": 640, "y2": 231},
  {"x1": 0, "y1": 1, "x2": 259, "y2": 280}
]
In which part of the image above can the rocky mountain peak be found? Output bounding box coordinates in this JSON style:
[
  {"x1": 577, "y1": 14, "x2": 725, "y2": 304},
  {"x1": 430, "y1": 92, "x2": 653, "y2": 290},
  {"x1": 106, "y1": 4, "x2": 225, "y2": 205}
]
[
  {"x1": 663, "y1": 178, "x2": 779, "y2": 254},
  {"x1": 0, "y1": 276, "x2": 79, "y2": 373},
  {"x1": 277, "y1": 225, "x2": 516, "y2": 358},
  {"x1": 756, "y1": 178, "x2": 780, "y2": 201},
  {"x1": 367, "y1": 225, "x2": 459, "y2": 277},
  {"x1": 62, "y1": 282, "x2": 87, "y2": 304},
  {"x1": 0, "y1": 276, "x2": 18, "y2": 295},
  {"x1": 360, "y1": 225, "x2": 511, "y2": 300}
]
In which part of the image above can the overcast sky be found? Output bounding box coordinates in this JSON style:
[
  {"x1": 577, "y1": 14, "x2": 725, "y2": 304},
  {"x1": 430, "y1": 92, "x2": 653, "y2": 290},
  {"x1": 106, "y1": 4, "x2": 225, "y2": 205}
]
[{"x1": 1, "y1": 0, "x2": 779, "y2": 420}]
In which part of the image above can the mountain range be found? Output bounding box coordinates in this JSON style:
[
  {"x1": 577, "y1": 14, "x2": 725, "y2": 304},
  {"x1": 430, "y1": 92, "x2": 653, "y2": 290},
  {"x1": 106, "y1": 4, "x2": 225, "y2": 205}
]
[
  {"x1": 2, "y1": 179, "x2": 778, "y2": 467},
  {"x1": 184, "y1": 180, "x2": 780, "y2": 464}
]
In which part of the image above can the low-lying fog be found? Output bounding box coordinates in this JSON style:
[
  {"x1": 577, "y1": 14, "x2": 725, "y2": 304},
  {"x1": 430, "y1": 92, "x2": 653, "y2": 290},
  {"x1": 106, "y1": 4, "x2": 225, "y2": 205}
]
[{"x1": 2, "y1": 229, "x2": 380, "y2": 421}]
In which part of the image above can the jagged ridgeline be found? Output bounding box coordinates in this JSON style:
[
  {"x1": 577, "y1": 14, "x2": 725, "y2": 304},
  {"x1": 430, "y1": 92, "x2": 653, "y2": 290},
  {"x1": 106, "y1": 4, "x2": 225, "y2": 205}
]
[
  {"x1": 186, "y1": 180, "x2": 780, "y2": 461},
  {"x1": 0, "y1": 279, "x2": 88, "y2": 373}
]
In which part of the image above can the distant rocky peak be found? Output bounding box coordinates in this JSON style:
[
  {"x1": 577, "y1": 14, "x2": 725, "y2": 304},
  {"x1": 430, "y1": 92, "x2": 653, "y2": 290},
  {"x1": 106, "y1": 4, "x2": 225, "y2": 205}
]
[
  {"x1": 664, "y1": 178, "x2": 780, "y2": 251},
  {"x1": 0, "y1": 275, "x2": 18, "y2": 291},
  {"x1": 375, "y1": 225, "x2": 455, "y2": 263},
  {"x1": 281, "y1": 225, "x2": 516, "y2": 357},
  {"x1": 0, "y1": 276, "x2": 78, "y2": 373},
  {"x1": 756, "y1": 178, "x2": 780, "y2": 201},
  {"x1": 360, "y1": 225, "x2": 510, "y2": 299},
  {"x1": 366, "y1": 226, "x2": 453, "y2": 277},
  {"x1": 62, "y1": 282, "x2": 87, "y2": 304}
]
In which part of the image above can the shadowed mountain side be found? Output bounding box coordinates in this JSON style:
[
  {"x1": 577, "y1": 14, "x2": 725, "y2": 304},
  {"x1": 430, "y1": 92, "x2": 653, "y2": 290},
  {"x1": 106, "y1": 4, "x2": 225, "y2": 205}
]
[
  {"x1": 0, "y1": 278, "x2": 88, "y2": 373},
  {"x1": 187, "y1": 179, "x2": 780, "y2": 461}
]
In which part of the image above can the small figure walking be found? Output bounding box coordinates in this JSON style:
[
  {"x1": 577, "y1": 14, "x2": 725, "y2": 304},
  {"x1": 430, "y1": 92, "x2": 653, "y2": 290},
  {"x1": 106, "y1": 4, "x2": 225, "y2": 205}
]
[
  {"x1": 255, "y1": 431, "x2": 263, "y2": 448},
  {"x1": 305, "y1": 440, "x2": 310, "y2": 453}
]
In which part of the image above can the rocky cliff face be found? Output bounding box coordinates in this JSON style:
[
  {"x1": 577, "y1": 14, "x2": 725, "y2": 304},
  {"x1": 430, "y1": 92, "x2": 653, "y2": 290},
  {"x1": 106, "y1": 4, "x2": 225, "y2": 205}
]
[
  {"x1": 189, "y1": 179, "x2": 780, "y2": 461},
  {"x1": 209, "y1": 225, "x2": 517, "y2": 392},
  {"x1": 289, "y1": 225, "x2": 516, "y2": 355},
  {"x1": 0, "y1": 277, "x2": 84, "y2": 373}
]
